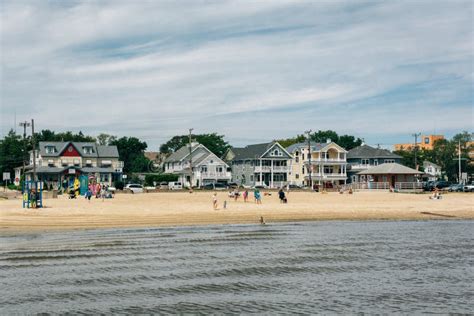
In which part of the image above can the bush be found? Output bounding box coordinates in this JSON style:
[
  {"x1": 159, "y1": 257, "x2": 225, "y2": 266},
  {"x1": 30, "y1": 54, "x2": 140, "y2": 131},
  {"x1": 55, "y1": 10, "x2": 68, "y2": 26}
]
[
  {"x1": 114, "y1": 180, "x2": 124, "y2": 190},
  {"x1": 7, "y1": 183, "x2": 21, "y2": 191},
  {"x1": 144, "y1": 173, "x2": 179, "y2": 186}
]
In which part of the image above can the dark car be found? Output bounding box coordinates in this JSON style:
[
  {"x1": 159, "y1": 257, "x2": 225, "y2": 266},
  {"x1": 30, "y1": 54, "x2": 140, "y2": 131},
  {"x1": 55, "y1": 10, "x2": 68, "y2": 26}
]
[
  {"x1": 432, "y1": 181, "x2": 451, "y2": 190},
  {"x1": 288, "y1": 184, "x2": 302, "y2": 189},
  {"x1": 203, "y1": 183, "x2": 228, "y2": 190},
  {"x1": 227, "y1": 182, "x2": 239, "y2": 189},
  {"x1": 447, "y1": 183, "x2": 464, "y2": 192}
]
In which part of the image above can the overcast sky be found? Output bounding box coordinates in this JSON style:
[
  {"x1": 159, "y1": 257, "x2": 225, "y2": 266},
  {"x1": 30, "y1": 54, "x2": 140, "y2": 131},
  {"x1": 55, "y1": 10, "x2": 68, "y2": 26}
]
[{"x1": 1, "y1": 0, "x2": 472, "y2": 150}]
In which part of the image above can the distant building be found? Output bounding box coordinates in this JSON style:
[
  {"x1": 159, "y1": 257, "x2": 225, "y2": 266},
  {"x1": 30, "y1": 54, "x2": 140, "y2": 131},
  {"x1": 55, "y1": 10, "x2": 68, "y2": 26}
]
[
  {"x1": 357, "y1": 163, "x2": 423, "y2": 190},
  {"x1": 423, "y1": 161, "x2": 442, "y2": 181},
  {"x1": 347, "y1": 144, "x2": 402, "y2": 183},
  {"x1": 286, "y1": 140, "x2": 348, "y2": 187},
  {"x1": 394, "y1": 135, "x2": 444, "y2": 151},
  {"x1": 223, "y1": 142, "x2": 291, "y2": 188},
  {"x1": 164, "y1": 142, "x2": 231, "y2": 188},
  {"x1": 22, "y1": 141, "x2": 123, "y2": 189}
]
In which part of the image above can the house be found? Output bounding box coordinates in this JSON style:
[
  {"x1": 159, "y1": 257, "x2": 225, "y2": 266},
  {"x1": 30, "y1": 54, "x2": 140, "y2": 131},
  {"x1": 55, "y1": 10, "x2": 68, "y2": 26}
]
[
  {"x1": 286, "y1": 139, "x2": 348, "y2": 188},
  {"x1": 423, "y1": 161, "x2": 442, "y2": 181},
  {"x1": 347, "y1": 144, "x2": 402, "y2": 183},
  {"x1": 394, "y1": 135, "x2": 444, "y2": 151},
  {"x1": 223, "y1": 142, "x2": 291, "y2": 188},
  {"x1": 23, "y1": 141, "x2": 123, "y2": 190},
  {"x1": 356, "y1": 163, "x2": 423, "y2": 190},
  {"x1": 163, "y1": 142, "x2": 231, "y2": 188}
]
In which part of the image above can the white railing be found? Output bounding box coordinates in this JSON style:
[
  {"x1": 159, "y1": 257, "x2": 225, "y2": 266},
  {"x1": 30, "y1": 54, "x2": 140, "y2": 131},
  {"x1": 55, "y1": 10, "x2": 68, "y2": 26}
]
[
  {"x1": 349, "y1": 164, "x2": 373, "y2": 170},
  {"x1": 200, "y1": 172, "x2": 232, "y2": 179},
  {"x1": 351, "y1": 182, "x2": 390, "y2": 190},
  {"x1": 308, "y1": 158, "x2": 346, "y2": 163},
  {"x1": 309, "y1": 173, "x2": 347, "y2": 179},
  {"x1": 254, "y1": 166, "x2": 289, "y2": 172},
  {"x1": 254, "y1": 181, "x2": 289, "y2": 188},
  {"x1": 395, "y1": 182, "x2": 423, "y2": 190}
]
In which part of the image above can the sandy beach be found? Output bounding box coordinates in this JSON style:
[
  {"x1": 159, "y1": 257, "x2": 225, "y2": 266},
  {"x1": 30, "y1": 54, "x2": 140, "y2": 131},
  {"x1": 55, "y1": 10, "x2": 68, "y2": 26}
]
[{"x1": 0, "y1": 191, "x2": 472, "y2": 233}]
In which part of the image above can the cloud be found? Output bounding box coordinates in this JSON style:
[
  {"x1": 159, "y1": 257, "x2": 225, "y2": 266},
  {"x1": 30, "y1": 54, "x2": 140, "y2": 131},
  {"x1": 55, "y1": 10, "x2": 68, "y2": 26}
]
[{"x1": 1, "y1": 0, "x2": 472, "y2": 149}]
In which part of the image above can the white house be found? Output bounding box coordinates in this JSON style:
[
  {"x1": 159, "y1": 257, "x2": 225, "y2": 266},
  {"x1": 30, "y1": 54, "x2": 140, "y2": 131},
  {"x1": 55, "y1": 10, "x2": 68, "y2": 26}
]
[
  {"x1": 423, "y1": 161, "x2": 442, "y2": 181},
  {"x1": 163, "y1": 142, "x2": 231, "y2": 188}
]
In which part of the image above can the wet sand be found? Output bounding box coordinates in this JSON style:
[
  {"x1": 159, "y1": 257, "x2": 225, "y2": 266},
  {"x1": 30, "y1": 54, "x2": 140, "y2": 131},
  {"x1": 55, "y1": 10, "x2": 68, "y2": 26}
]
[{"x1": 0, "y1": 191, "x2": 472, "y2": 233}]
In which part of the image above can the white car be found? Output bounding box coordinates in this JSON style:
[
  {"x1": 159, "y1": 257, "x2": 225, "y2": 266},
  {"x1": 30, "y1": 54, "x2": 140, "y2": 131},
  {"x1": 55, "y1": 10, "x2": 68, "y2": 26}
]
[
  {"x1": 168, "y1": 182, "x2": 183, "y2": 190},
  {"x1": 125, "y1": 184, "x2": 144, "y2": 194}
]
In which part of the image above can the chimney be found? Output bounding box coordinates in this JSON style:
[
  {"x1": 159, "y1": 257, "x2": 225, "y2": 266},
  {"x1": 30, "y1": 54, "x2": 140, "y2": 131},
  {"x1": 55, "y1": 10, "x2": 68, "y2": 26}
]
[{"x1": 326, "y1": 138, "x2": 331, "y2": 143}]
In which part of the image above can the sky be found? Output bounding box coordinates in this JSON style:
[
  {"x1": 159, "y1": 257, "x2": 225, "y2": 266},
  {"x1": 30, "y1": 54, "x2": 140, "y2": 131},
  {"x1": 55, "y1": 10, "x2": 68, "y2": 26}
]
[{"x1": 1, "y1": 0, "x2": 473, "y2": 150}]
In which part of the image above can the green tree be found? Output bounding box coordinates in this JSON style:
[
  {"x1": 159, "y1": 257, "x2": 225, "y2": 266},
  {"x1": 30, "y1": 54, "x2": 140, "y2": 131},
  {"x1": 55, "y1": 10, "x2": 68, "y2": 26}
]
[
  {"x1": 35, "y1": 129, "x2": 96, "y2": 143},
  {"x1": 160, "y1": 133, "x2": 230, "y2": 157},
  {"x1": 110, "y1": 137, "x2": 150, "y2": 173},
  {"x1": 276, "y1": 134, "x2": 306, "y2": 148},
  {"x1": 96, "y1": 133, "x2": 117, "y2": 146},
  {"x1": 338, "y1": 134, "x2": 363, "y2": 150},
  {"x1": 0, "y1": 130, "x2": 25, "y2": 178}
]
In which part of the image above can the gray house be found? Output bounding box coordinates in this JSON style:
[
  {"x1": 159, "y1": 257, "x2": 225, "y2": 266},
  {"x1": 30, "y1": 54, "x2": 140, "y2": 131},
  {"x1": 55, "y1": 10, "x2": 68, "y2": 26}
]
[
  {"x1": 223, "y1": 142, "x2": 292, "y2": 188},
  {"x1": 347, "y1": 144, "x2": 402, "y2": 183}
]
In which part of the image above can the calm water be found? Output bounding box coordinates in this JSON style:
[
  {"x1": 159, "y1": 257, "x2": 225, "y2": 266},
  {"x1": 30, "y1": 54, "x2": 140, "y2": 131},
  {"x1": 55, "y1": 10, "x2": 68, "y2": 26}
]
[{"x1": 1, "y1": 220, "x2": 473, "y2": 314}]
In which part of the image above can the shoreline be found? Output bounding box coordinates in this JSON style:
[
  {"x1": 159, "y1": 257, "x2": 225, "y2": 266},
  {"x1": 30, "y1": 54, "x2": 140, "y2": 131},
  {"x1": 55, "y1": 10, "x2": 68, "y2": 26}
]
[{"x1": 1, "y1": 191, "x2": 472, "y2": 234}]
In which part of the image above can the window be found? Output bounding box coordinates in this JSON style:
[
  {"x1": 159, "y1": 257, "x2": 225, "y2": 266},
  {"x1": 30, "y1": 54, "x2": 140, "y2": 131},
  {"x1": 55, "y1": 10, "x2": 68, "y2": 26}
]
[
  {"x1": 374, "y1": 160, "x2": 379, "y2": 166},
  {"x1": 424, "y1": 137, "x2": 430, "y2": 144},
  {"x1": 201, "y1": 166, "x2": 208, "y2": 173},
  {"x1": 384, "y1": 159, "x2": 395, "y2": 163},
  {"x1": 45, "y1": 146, "x2": 56, "y2": 154},
  {"x1": 217, "y1": 166, "x2": 223, "y2": 173},
  {"x1": 302, "y1": 166, "x2": 305, "y2": 174},
  {"x1": 83, "y1": 146, "x2": 94, "y2": 154},
  {"x1": 250, "y1": 175, "x2": 254, "y2": 182},
  {"x1": 362, "y1": 159, "x2": 370, "y2": 165},
  {"x1": 100, "y1": 173, "x2": 109, "y2": 183},
  {"x1": 324, "y1": 166, "x2": 334, "y2": 174},
  {"x1": 295, "y1": 157, "x2": 299, "y2": 163},
  {"x1": 296, "y1": 174, "x2": 299, "y2": 179},
  {"x1": 302, "y1": 153, "x2": 305, "y2": 160}
]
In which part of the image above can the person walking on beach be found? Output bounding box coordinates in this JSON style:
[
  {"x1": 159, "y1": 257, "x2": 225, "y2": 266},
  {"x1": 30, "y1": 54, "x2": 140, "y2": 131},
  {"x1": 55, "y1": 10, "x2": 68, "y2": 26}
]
[
  {"x1": 243, "y1": 190, "x2": 249, "y2": 203},
  {"x1": 212, "y1": 193, "x2": 218, "y2": 210}
]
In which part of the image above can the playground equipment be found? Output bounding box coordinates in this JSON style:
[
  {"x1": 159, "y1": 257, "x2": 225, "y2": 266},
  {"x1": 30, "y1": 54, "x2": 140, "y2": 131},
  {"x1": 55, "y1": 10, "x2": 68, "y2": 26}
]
[{"x1": 22, "y1": 181, "x2": 43, "y2": 209}]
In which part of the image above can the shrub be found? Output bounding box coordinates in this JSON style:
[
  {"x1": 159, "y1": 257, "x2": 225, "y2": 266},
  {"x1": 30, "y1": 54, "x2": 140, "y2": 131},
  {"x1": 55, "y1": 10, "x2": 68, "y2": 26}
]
[{"x1": 144, "y1": 174, "x2": 179, "y2": 186}]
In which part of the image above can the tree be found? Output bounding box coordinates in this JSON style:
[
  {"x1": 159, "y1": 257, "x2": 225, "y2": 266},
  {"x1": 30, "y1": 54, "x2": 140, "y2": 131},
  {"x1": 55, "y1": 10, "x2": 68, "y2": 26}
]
[
  {"x1": 110, "y1": 137, "x2": 150, "y2": 173},
  {"x1": 96, "y1": 133, "x2": 117, "y2": 146},
  {"x1": 35, "y1": 129, "x2": 96, "y2": 143},
  {"x1": 276, "y1": 134, "x2": 306, "y2": 148},
  {"x1": 160, "y1": 133, "x2": 230, "y2": 157},
  {"x1": 0, "y1": 130, "x2": 24, "y2": 178},
  {"x1": 338, "y1": 134, "x2": 363, "y2": 150}
]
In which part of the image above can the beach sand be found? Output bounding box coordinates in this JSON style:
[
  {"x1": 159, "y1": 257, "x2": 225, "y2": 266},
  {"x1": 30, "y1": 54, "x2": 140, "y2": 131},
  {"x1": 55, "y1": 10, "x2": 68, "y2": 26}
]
[{"x1": 0, "y1": 191, "x2": 472, "y2": 233}]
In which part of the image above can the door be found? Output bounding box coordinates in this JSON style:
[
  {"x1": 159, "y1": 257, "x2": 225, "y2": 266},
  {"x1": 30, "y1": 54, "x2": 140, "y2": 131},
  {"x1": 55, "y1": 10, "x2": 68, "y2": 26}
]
[{"x1": 391, "y1": 175, "x2": 396, "y2": 187}]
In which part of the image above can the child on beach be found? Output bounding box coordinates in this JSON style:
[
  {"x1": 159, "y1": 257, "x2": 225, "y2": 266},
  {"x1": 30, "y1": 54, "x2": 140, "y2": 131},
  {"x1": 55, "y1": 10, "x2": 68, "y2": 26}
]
[{"x1": 212, "y1": 193, "x2": 218, "y2": 209}]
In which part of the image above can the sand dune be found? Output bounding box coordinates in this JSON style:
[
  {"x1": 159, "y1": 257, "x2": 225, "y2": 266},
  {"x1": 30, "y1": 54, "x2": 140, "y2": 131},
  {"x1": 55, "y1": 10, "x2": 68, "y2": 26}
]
[{"x1": 0, "y1": 191, "x2": 472, "y2": 233}]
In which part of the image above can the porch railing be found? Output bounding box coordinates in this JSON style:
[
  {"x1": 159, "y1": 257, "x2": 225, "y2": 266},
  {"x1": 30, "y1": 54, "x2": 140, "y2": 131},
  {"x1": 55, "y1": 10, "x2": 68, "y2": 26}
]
[
  {"x1": 394, "y1": 182, "x2": 423, "y2": 190},
  {"x1": 254, "y1": 166, "x2": 290, "y2": 173},
  {"x1": 351, "y1": 182, "x2": 390, "y2": 190}
]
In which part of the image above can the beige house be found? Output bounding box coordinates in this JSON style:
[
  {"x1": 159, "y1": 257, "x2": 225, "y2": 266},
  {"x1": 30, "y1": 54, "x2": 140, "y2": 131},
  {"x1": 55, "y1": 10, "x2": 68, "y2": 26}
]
[{"x1": 286, "y1": 140, "x2": 348, "y2": 187}]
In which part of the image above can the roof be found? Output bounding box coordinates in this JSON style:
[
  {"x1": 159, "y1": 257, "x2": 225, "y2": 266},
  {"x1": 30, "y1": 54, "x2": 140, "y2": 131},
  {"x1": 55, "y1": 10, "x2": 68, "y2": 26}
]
[
  {"x1": 286, "y1": 142, "x2": 326, "y2": 153},
  {"x1": 347, "y1": 144, "x2": 401, "y2": 159},
  {"x1": 38, "y1": 142, "x2": 119, "y2": 158},
  {"x1": 423, "y1": 160, "x2": 441, "y2": 169},
  {"x1": 229, "y1": 141, "x2": 294, "y2": 160},
  {"x1": 357, "y1": 163, "x2": 423, "y2": 175},
  {"x1": 164, "y1": 143, "x2": 201, "y2": 163},
  {"x1": 27, "y1": 166, "x2": 118, "y2": 174}
]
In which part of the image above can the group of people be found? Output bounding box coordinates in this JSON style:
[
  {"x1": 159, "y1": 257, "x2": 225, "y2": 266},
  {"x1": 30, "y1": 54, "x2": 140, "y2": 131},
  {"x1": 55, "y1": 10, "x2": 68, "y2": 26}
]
[
  {"x1": 214, "y1": 187, "x2": 290, "y2": 209},
  {"x1": 84, "y1": 183, "x2": 113, "y2": 201}
]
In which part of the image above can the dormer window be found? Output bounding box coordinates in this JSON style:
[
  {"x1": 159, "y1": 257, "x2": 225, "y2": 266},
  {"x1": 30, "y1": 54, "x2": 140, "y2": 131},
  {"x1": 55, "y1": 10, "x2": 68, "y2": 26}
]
[
  {"x1": 83, "y1": 146, "x2": 94, "y2": 154},
  {"x1": 45, "y1": 146, "x2": 56, "y2": 154}
]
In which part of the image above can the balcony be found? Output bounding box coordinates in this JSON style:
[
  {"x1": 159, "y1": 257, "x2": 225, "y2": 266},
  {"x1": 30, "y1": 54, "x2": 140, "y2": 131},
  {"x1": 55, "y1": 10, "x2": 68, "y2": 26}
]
[
  {"x1": 254, "y1": 166, "x2": 290, "y2": 173},
  {"x1": 349, "y1": 164, "x2": 373, "y2": 171},
  {"x1": 306, "y1": 173, "x2": 347, "y2": 180},
  {"x1": 306, "y1": 158, "x2": 346, "y2": 164},
  {"x1": 200, "y1": 172, "x2": 231, "y2": 179}
]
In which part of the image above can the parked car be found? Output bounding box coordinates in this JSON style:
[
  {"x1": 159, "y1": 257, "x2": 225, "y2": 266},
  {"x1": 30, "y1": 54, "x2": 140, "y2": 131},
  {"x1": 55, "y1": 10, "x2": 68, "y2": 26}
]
[
  {"x1": 288, "y1": 184, "x2": 302, "y2": 189},
  {"x1": 168, "y1": 182, "x2": 183, "y2": 190},
  {"x1": 252, "y1": 184, "x2": 269, "y2": 189},
  {"x1": 202, "y1": 183, "x2": 228, "y2": 190},
  {"x1": 447, "y1": 183, "x2": 464, "y2": 192},
  {"x1": 433, "y1": 181, "x2": 451, "y2": 190},
  {"x1": 463, "y1": 183, "x2": 474, "y2": 192},
  {"x1": 227, "y1": 182, "x2": 239, "y2": 189},
  {"x1": 125, "y1": 184, "x2": 144, "y2": 194},
  {"x1": 159, "y1": 182, "x2": 169, "y2": 190}
]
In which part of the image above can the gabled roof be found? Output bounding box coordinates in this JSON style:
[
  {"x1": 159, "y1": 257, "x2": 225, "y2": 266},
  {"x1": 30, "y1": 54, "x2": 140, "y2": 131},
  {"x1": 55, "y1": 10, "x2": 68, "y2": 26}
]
[
  {"x1": 347, "y1": 144, "x2": 401, "y2": 159},
  {"x1": 228, "y1": 142, "x2": 290, "y2": 160},
  {"x1": 357, "y1": 163, "x2": 423, "y2": 175},
  {"x1": 164, "y1": 143, "x2": 202, "y2": 163},
  {"x1": 286, "y1": 141, "x2": 348, "y2": 153},
  {"x1": 423, "y1": 160, "x2": 441, "y2": 169},
  {"x1": 38, "y1": 141, "x2": 119, "y2": 158}
]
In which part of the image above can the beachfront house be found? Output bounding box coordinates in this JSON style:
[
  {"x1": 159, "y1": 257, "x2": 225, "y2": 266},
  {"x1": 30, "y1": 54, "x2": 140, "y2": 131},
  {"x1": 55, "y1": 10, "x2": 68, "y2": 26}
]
[
  {"x1": 347, "y1": 144, "x2": 402, "y2": 183},
  {"x1": 286, "y1": 139, "x2": 348, "y2": 188},
  {"x1": 423, "y1": 160, "x2": 442, "y2": 181},
  {"x1": 163, "y1": 142, "x2": 231, "y2": 188},
  {"x1": 23, "y1": 141, "x2": 123, "y2": 190},
  {"x1": 355, "y1": 163, "x2": 423, "y2": 190},
  {"x1": 223, "y1": 142, "x2": 291, "y2": 188}
]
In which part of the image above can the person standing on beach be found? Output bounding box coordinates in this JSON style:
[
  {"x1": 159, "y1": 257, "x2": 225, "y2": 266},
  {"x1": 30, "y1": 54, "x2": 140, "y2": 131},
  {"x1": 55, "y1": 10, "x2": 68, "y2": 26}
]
[
  {"x1": 243, "y1": 190, "x2": 249, "y2": 203},
  {"x1": 212, "y1": 193, "x2": 218, "y2": 210},
  {"x1": 254, "y1": 189, "x2": 262, "y2": 204}
]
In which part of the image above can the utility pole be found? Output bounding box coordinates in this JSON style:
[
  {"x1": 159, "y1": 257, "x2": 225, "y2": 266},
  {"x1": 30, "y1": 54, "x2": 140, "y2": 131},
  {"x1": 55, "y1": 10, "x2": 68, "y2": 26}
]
[
  {"x1": 188, "y1": 128, "x2": 193, "y2": 190},
  {"x1": 31, "y1": 119, "x2": 37, "y2": 189},
  {"x1": 411, "y1": 133, "x2": 421, "y2": 169},
  {"x1": 458, "y1": 140, "x2": 462, "y2": 184},
  {"x1": 305, "y1": 129, "x2": 312, "y2": 190},
  {"x1": 19, "y1": 121, "x2": 31, "y2": 184}
]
